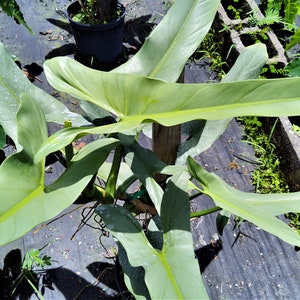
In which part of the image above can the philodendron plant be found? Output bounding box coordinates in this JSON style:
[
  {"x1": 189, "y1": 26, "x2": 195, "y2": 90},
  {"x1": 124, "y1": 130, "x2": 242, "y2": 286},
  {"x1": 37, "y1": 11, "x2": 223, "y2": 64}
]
[{"x1": 2, "y1": 0, "x2": 300, "y2": 298}]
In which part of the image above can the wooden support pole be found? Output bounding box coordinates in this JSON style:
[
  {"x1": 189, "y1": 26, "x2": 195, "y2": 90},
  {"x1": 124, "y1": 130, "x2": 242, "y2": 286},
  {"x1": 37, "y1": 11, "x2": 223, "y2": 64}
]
[
  {"x1": 152, "y1": 71, "x2": 184, "y2": 183},
  {"x1": 153, "y1": 124, "x2": 181, "y2": 166}
]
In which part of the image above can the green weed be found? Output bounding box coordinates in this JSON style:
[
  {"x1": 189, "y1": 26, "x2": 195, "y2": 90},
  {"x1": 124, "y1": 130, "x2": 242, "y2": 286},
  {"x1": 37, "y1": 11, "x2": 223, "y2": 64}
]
[
  {"x1": 239, "y1": 116, "x2": 300, "y2": 235},
  {"x1": 12, "y1": 245, "x2": 52, "y2": 300},
  {"x1": 191, "y1": 28, "x2": 228, "y2": 78},
  {"x1": 239, "y1": 116, "x2": 289, "y2": 194}
]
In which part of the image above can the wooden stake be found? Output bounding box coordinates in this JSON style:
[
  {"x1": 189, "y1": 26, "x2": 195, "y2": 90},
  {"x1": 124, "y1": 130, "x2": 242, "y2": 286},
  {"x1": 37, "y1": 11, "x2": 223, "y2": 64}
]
[
  {"x1": 152, "y1": 71, "x2": 184, "y2": 183},
  {"x1": 153, "y1": 124, "x2": 181, "y2": 165}
]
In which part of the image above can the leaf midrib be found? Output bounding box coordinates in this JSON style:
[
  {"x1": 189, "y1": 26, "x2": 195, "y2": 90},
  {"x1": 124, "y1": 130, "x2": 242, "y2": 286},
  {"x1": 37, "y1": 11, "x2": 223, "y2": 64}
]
[{"x1": 149, "y1": 1, "x2": 198, "y2": 79}]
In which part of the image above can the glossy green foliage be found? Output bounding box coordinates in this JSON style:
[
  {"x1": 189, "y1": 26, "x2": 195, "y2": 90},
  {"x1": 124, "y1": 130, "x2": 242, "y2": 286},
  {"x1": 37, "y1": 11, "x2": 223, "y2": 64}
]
[
  {"x1": 39, "y1": 49, "x2": 300, "y2": 161},
  {"x1": 1, "y1": 0, "x2": 300, "y2": 297},
  {"x1": 0, "y1": 43, "x2": 89, "y2": 150},
  {"x1": 286, "y1": 27, "x2": 300, "y2": 50},
  {"x1": 0, "y1": 94, "x2": 119, "y2": 245},
  {"x1": 176, "y1": 43, "x2": 268, "y2": 164},
  {"x1": 0, "y1": 0, "x2": 223, "y2": 250},
  {"x1": 187, "y1": 157, "x2": 300, "y2": 246},
  {"x1": 114, "y1": 0, "x2": 220, "y2": 82},
  {"x1": 96, "y1": 173, "x2": 208, "y2": 299},
  {"x1": 283, "y1": 0, "x2": 300, "y2": 50}
]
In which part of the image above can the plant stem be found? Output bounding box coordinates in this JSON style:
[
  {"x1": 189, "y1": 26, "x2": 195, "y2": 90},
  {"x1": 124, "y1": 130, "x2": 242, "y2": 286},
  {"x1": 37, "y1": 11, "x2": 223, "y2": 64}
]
[
  {"x1": 189, "y1": 192, "x2": 203, "y2": 201},
  {"x1": 190, "y1": 206, "x2": 222, "y2": 218},
  {"x1": 115, "y1": 174, "x2": 137, "y2": 199},
  {"x1": 64, "y1": 120, "x2": 74, "y2": 167},
  {"x1": 105, "y1": 144, "x2": 122, "y2": 198},
  {"x1": 24, "y1": 274, "x2": 45, "y2": 300}
]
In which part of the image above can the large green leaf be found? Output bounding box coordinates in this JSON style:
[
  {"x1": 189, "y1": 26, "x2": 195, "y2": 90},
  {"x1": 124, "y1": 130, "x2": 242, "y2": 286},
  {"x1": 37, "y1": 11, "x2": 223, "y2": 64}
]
[
  {"x1": 45, "y1": 138, "x2": 120, "y2": 193},
  {"x1": 96, "y1": 172, "x2": 208, "y2": 299},
  {"x1": 114, "y1": 0, "x2": 220, "y2": 82},
  {"x1": 0, "y1": 42, "x2": 89, "y2": 149},
  {"x1": 0, "y1": 94, "x2": 119, "y2": 245},
  {"x1": 177, "y1": 43, "x2": 268, "y2": 164},
  {"x1": 187, "y1": 157, "x2": 300, "y2": 247},
  {"x1": 80, "y1": 0, "x2": 219, "y2": 122},
  {"x1": 44, "y1": 56, "x2": 300, "y2": 123},
  {"x1": 39, "y1": 54, "x2": 300, "y2": 159},
  {"x1": 221, "y1": 43, "x2": 268, "y2": 83}
]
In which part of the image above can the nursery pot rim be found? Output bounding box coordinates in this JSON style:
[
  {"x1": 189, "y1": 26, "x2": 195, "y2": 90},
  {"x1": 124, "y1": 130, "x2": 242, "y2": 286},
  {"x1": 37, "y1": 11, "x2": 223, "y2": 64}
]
[{"x1": 67, "y1": 1, "x2": 126, "y2": 31}]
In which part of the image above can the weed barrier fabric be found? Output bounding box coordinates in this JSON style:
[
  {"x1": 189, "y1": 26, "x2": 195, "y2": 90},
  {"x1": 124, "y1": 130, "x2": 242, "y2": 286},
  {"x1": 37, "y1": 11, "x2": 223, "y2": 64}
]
[
  {"x1": 0, "y1": 0, "x2": 300, "y2": 299},
  {"x1": 186, "y1": 63, "x2": 300, "y2": 299},
  {"x1": 192, "y1": 119, "x2": 300, "y2": 299}
]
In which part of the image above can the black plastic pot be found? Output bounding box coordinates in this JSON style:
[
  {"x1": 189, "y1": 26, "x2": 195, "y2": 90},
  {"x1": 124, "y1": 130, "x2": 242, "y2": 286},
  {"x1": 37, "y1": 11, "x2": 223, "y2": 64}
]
[{"x1": 67, "y1": 1, "x2": 125, "y2": 63}]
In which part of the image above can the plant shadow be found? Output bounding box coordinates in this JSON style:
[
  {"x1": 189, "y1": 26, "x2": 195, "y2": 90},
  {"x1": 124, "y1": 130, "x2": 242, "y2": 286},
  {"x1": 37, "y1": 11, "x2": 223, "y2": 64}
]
[
  {"x1": 124, "y1": 14, "x2": 155, "y2": 55},
  {"x1": 44, "y1": 14, "x2": 155, "y2": 71},
  {"x1": 47, "y1": 262, "x2": 117, "y2": 299},
  {"x1": 0, "y1": 248, "x2": 40, "y2": 300},
  {"x1": 46, "y1": 18, "x2": 72, "y2": 34},
  {"x1": 195, "y1": 242, "x2": 223, "y2": 273},
  {"x1": 0, "y1": 249, "x2": 119, "y2": 299}
]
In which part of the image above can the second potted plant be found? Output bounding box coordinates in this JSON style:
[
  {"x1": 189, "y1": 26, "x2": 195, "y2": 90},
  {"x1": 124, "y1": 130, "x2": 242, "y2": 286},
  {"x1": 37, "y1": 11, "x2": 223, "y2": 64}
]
[{"x1": 67, "y1": 0, "x2": 125, "y2": 64}]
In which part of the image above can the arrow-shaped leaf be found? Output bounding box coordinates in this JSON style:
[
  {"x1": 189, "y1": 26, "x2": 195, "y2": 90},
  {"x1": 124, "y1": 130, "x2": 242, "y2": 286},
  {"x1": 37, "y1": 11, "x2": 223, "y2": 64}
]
[
  {"x1": 177, "y1": 43, "x2": 268, "y2": 163},
  {"x1": 187, "y1": 156, "x2": 300, "y2": 247},
  {"x1": 39, "y1": 51, "x2": 300, "y2": 160},
  {"x1": 114, "y1": 0, "x2": 220, "y2": 82},
  {"x1": 0, "y1": 94, "x2": 118, "y2": 245},
  {"x1": 96, "y1": 172, "x2": 208, "y2": 299},
  {"x1": 45, "y1": 53, "x2": 300, "y2": 126},
  {"x1": 0, "y1": 42, "x2": 89, "y2": 149}
]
